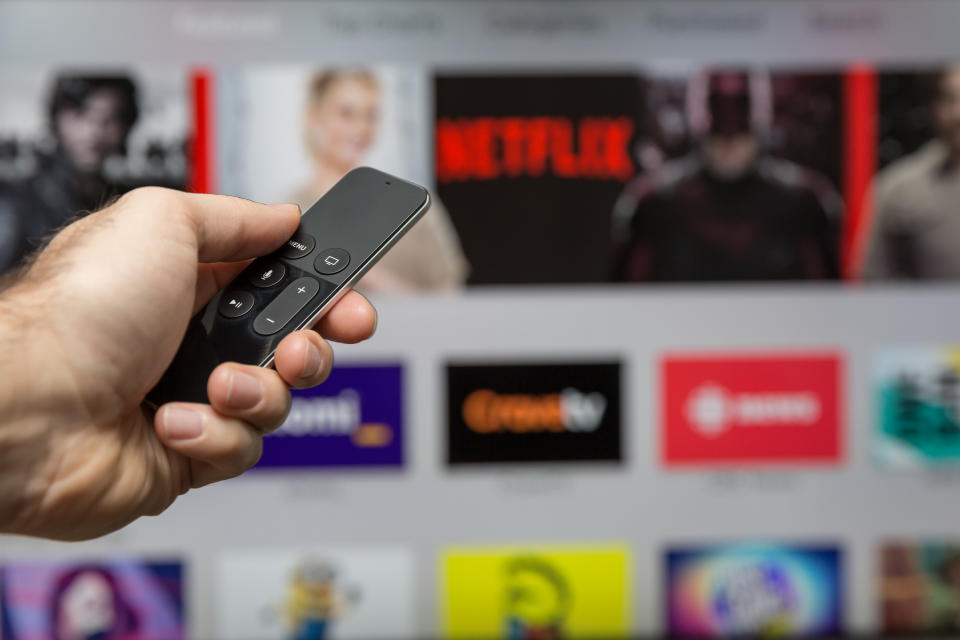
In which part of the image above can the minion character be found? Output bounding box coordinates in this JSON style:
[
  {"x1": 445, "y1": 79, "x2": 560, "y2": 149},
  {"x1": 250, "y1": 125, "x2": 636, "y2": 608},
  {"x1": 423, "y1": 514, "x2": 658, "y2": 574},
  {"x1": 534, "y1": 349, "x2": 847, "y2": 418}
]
[
  {"x1": 503, "y1": 556, "x2": 571, "y2": 640},
  {"x1": 279, "y1": 559, "x2": 358, "y2": 640}
]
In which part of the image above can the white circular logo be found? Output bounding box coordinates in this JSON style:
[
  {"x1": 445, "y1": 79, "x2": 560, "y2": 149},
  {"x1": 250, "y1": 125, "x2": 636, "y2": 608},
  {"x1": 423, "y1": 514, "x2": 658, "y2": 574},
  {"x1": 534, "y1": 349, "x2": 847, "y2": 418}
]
[{"x1": 684, "y1": 382, "x2": 732, "y2": 437}]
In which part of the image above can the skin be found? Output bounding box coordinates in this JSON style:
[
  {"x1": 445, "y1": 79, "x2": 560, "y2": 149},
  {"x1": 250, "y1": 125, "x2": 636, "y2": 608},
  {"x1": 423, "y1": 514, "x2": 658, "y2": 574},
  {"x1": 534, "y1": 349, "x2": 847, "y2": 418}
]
[
  {"x1": 0, "y1": 187, "x2": 377, "y2": 540},
  {"x1": 60, "y1": 572, "x2": 115, "y2": 639},
  {"x1": 934, "y1": 67, "x2": 960, "y2": 161},
  {"x1": 302, "y1": 76, "x2": 379, "y2": 198},
  {"x1": 55, "y1": 88, "x2": 129, "y2": 175},
  {"x1": 702, "y1": 133, "x2": 759, "y2": 181}
]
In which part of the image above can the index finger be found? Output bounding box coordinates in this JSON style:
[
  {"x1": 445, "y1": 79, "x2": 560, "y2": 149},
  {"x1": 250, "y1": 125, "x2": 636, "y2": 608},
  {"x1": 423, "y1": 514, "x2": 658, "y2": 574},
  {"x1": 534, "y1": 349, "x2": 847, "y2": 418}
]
[{"x1": 173, "y1": 190, "x2": 301, "y2": 263}]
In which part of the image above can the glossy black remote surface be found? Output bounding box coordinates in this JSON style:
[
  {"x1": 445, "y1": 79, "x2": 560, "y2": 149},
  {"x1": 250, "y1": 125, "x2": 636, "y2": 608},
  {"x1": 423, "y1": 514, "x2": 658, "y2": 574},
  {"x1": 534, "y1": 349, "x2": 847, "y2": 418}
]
[{"x1": 147, "y1": 167, "x2": 430, "y2": 405}]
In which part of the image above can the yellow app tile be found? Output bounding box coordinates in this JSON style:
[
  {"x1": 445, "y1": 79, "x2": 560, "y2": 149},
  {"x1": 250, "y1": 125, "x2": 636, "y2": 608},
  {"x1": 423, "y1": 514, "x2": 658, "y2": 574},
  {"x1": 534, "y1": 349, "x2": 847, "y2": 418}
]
[{"x1": 442, "y1": 545, "x2": 631, "y2": 639}]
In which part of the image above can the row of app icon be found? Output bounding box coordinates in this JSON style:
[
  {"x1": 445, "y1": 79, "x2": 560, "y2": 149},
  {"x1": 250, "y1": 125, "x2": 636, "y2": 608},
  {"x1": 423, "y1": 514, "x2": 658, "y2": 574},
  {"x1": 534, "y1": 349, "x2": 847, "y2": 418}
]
[
  {"x1": 2, "y1": 541, "x2": 953, "y2": 638},
  {"x1": 262, "y1": 348, "x2": 958, "y2": 469}
]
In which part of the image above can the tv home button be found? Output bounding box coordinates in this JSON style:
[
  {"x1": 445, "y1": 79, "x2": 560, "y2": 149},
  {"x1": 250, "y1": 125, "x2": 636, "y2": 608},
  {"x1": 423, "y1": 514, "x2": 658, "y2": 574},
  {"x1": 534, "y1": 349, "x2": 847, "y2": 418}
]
[{"x1": 314, "y1": 248, "x2": 350, "y2": 275}]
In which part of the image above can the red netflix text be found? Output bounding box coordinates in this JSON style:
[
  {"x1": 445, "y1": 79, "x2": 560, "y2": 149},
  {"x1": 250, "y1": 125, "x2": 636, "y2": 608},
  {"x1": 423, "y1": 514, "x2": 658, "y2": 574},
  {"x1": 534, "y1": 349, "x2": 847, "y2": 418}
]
[{"x1": 436, "y1": 116, "x2": 635, "y2": 183}]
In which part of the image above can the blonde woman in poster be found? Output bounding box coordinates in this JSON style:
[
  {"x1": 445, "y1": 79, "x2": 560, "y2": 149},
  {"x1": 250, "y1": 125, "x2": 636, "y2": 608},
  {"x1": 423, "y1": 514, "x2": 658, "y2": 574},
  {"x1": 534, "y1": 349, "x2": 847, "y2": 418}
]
[{"x1": 292, "y1": 69, "x2": 468, "y2": 293}]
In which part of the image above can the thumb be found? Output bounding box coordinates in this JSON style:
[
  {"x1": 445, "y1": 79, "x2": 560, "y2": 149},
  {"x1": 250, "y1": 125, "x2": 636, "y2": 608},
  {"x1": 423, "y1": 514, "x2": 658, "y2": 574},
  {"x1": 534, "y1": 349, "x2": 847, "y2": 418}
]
[{"x1": 175, "y1": 191, "x2": 301, "y2": 263}]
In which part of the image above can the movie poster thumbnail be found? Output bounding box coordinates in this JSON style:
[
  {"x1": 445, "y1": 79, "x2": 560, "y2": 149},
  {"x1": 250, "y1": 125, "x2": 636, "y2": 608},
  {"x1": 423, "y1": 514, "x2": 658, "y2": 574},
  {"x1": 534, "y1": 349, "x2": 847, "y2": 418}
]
[
  {"x1": 435, "y1": 70, "x2": 843, "y2": 286},
  {"x1": 219, "y1": 65, "x2": 468, "y2": 295},
  {"x1": 0, "y1": 67, "x2": 190, "y2": 274},
  {"x1": 0, "y1": 558, "x2": 185, "y2": 640},
  {"x1": 862, "y1": 66, "x2": 960, "y2": 280}
]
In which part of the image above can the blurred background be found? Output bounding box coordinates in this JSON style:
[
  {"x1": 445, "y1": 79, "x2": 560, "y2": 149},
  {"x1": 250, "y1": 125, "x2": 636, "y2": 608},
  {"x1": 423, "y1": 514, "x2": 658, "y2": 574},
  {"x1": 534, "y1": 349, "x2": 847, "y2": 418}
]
[{"x1": 2, "y1": 0, "x2": 960, "y2": 638}]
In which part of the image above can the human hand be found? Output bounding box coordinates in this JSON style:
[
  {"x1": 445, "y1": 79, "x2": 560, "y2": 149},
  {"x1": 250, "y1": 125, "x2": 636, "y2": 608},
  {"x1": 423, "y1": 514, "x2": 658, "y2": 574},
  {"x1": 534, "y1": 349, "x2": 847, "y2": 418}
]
[{"x1": 0, "y1": 188, "x2": 376, "y2": 540}]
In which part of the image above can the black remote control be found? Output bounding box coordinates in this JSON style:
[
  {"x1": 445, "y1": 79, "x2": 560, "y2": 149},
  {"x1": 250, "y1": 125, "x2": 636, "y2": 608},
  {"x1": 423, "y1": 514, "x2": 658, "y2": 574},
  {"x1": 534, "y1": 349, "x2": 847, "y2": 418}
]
[{"x1": 147, "y1": 167, "x2": 430, "y2": 406}]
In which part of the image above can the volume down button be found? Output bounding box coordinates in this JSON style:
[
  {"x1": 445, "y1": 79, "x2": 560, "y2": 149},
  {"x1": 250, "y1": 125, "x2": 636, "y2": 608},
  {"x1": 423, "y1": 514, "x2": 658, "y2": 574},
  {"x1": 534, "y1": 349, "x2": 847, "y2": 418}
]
[{"x1": 252, "y1": 277, "x2": 320, "y2": 336}]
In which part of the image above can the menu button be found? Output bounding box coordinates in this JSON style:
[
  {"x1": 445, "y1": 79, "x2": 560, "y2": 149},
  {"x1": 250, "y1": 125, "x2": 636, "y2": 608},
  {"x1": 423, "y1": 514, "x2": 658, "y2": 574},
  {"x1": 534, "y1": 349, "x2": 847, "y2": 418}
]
[{"x1": 280, "y1": 231, "x2": 316, "y2": 259}]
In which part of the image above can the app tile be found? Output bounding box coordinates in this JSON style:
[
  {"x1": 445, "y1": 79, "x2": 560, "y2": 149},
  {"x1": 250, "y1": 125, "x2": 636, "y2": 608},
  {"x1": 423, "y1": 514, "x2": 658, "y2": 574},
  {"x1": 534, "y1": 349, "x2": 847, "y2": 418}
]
[
  {"x1": 875, "y1": 346, "x2": 960, "y2": 467},
  {"x1": 216, "y1": 548, "x2": 415, "y2": 640},
  {"x1": 257, "y1": 364, "x2": 404, "y2": 469},
  {"x1": 446, "y1": 361, "x2": 622, "y2": 464},
  {"x1": 666, "y1": 543, "x2": 842, "y2": 637},
  {"x1": 442, "y1": 545, "x2": 630, "y2": 639},
  {"x1": 662, "y1": 353, "x2": 842, "y2": 466}
]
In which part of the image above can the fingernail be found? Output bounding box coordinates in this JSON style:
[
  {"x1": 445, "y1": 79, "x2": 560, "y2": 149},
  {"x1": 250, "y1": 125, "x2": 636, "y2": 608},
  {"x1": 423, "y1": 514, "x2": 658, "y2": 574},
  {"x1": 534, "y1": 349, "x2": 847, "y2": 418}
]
[
  {"x1": 163, "y1": 407, "x2": 203, "y2": 440},
  {"x1": 301, "y1": 340, "x2": 323, "y2": 380},
  {"x1": 226, "y1": 370, "x2": 264, "y2": 410},
  {"x1": 268, "y1": 203, "x2": 301, "y2": 216}
]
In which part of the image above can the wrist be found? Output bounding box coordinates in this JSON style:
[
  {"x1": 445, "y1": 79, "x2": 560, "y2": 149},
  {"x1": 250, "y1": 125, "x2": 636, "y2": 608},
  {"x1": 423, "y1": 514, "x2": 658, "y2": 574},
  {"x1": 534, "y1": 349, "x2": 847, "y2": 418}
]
[{"x1": 0, "y1": 281, "x2": 61, "y2": 534}]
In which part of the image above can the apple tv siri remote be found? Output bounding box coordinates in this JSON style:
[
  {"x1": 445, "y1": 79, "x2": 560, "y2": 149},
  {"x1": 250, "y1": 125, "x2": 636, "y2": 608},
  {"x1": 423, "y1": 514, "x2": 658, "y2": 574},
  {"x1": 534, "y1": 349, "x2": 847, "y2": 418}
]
[{"x1": 147, "y1": 167, "x2": 430, "y2": 406}]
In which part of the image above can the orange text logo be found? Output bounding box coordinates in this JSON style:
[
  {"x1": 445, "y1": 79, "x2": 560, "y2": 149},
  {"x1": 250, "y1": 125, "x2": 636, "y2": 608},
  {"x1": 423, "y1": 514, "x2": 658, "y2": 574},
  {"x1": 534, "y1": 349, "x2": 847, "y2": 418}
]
[{"x1": 462, "y1": 388, "x2": 607, "y2": 434}]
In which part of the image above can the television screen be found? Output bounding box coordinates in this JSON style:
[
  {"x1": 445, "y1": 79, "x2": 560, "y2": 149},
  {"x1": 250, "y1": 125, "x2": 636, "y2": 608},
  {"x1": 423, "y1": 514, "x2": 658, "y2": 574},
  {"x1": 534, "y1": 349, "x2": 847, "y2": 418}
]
[{"x1": 2, "y1": 2, "x2": 960, "y2": 638}]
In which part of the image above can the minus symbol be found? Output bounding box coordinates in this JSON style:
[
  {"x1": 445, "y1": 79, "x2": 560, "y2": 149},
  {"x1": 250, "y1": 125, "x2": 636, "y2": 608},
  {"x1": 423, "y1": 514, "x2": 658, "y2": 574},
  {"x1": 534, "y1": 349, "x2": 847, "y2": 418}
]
[{"x1": 266, "y1": 318, "x2": 276, "y2": 323}]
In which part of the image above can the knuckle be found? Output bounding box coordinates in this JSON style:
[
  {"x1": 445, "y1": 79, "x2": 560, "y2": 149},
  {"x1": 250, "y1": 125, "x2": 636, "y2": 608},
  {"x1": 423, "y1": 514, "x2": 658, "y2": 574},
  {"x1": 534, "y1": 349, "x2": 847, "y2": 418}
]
[
  {"x1": 257, "y1": 381, "x2": 292, "y2": 431},
  {"x1": 117, "y1": 187, "x2": 189, "y2": 227},
  {"x1": 221, "y1": 427, "x2": 261, "y2": 475},
  {"x1": 235, "y1": 433, "x2": 263, "y2": 473},
  {"x1": 120, "y1": 185, "x2": 178, "y2": 209}
]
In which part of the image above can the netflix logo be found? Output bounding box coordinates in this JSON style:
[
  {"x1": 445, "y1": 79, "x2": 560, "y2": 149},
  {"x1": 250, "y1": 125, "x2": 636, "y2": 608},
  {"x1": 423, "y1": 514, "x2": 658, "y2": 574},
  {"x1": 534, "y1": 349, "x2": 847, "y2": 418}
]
[
  {"x1": 436, "y1": 116, "x2": 634, "y2": 182},
  {"x1": 434, "y1": 74, "x2": 640, "y2": 285},
  {"x1": 662, "y1": 352, "x2": 843, "y2": 467}
]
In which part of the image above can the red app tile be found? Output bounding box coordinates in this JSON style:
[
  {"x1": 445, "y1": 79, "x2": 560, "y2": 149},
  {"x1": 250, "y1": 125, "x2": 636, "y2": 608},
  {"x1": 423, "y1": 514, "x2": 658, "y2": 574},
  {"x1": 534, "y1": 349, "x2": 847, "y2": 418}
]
[{"x1": 662, "y1": 353, "x2": 843, "y2": 467}]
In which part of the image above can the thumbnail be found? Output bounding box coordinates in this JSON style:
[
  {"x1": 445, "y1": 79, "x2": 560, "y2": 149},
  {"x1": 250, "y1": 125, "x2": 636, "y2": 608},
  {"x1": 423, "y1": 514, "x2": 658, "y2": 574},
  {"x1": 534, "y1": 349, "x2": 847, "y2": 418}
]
[
  {"x1": 215, "y1": 548, "x2": 415, "y2": 639},
  {"x1": 661, "y1": 352, "x2": 843, "y2": 467},
  {"x1": 255, "y1": 363, "x2": 404, "y2": 469},
  {"x1": 875, "y1": 346, "x2": 960, "y2": 467},
  {"x1": 0, "y1": 558, "x2": 185, "y2": 640},
  {"x1": 435, "y1": 70, "x2": 843, "y2": 285},
  {"x1": 666, "y1": 544, "x2": 842, "y2": 638},
  {"x1": 446, "y1": 361, "x2": 622, "y2": 464},
  {"x1": 863, "y1": 66, "x2": 960, "y2": 280},
  {"x1": 880, "y1": 541, "x2": 960, "y2": 634},
  {"x1": 442, "y1": 545, "x2": 630, "y2": 639},
  {"x1": 223, "y1": 66, "x2": 468, "y2": 294},
  {"x1": 0, "y1": 67, "x2": 190, "y2": 274}
]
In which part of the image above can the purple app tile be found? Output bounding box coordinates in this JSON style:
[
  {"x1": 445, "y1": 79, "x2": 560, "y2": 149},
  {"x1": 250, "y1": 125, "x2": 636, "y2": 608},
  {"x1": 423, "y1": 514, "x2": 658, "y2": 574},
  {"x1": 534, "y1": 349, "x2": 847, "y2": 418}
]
[{"x1": 256, "y1": 364, "x2": 404, "y2": 468}]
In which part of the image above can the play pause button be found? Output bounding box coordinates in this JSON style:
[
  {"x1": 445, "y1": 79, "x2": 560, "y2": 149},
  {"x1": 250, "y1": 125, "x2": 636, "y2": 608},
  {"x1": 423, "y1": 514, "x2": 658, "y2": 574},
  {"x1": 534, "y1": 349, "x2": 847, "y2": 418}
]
[{"x1": 218, "y1": 290, "x2": 255, "y2": 318}]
